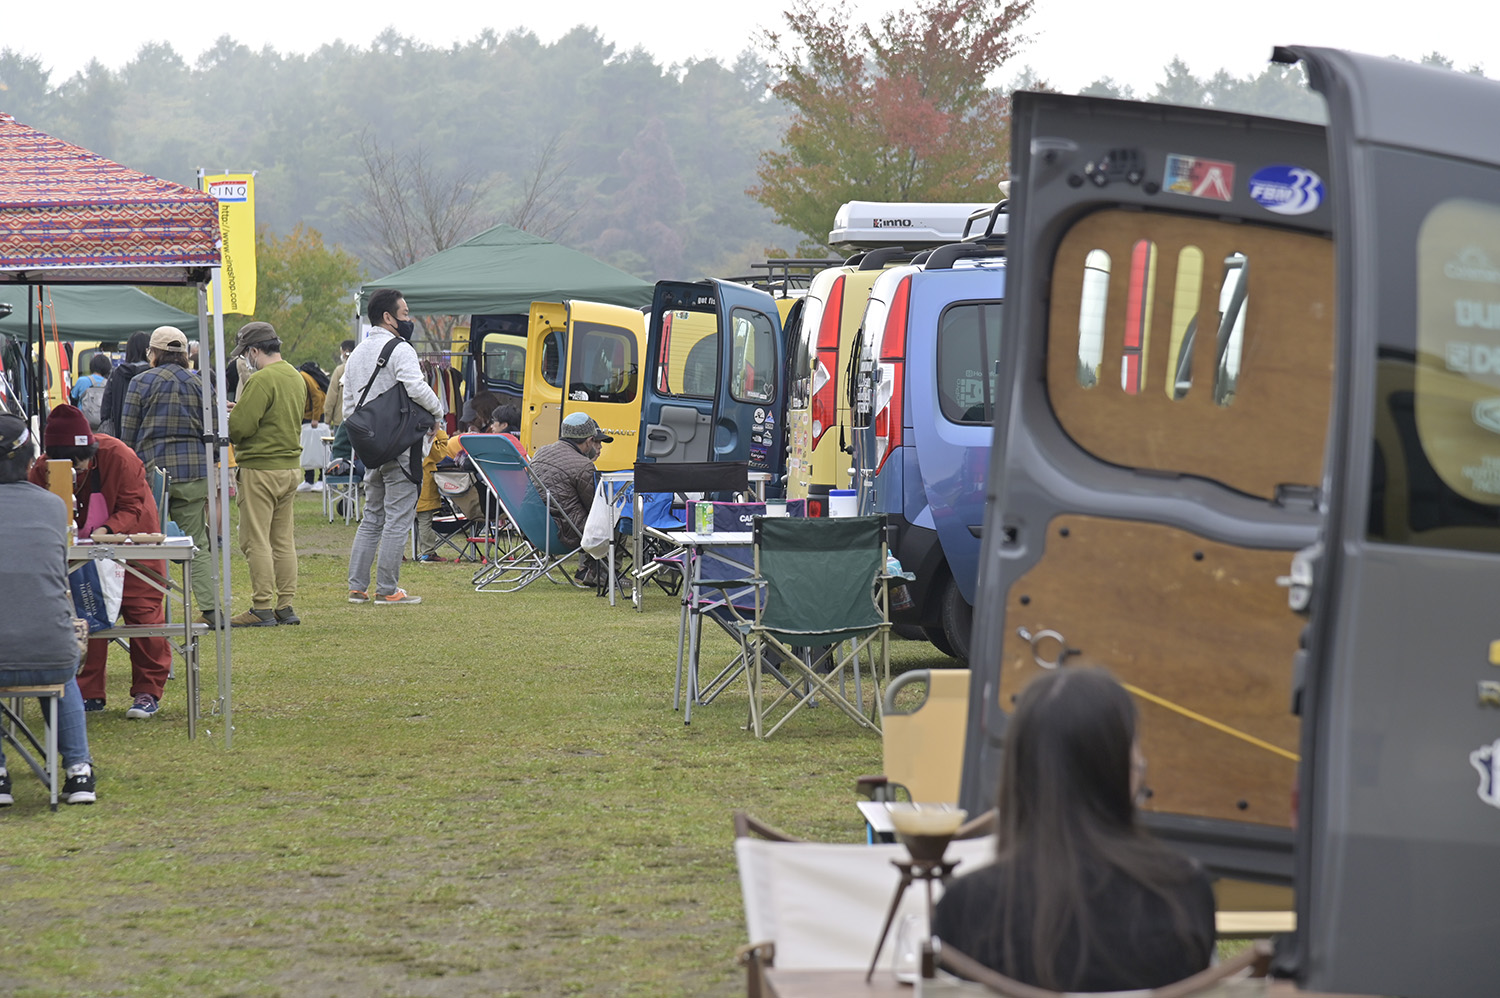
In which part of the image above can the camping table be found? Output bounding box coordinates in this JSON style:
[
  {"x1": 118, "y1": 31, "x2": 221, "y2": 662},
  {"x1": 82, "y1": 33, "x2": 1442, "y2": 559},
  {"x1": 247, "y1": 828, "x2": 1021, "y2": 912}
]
[
  {"x1": 664, "y1": 530, "x2": 755, "y2": 723},
  {"x1": 629, "y1": 471, "x2": 772, "y2": 611},
  {"x1": 69, "y1": 540, "x2": 212, "y2": 739}
]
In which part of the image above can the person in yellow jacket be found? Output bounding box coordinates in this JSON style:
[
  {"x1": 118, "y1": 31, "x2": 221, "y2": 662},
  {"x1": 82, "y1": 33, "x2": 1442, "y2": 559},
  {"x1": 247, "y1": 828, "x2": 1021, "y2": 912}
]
[{"x1": 413, "y1": 426, "x2": 451, "y2": 562}]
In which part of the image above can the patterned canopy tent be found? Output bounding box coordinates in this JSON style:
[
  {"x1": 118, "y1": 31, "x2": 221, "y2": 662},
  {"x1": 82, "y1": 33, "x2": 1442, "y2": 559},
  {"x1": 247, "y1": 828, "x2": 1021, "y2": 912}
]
[{"x1": 0, "y1": 112, "x2": 220, "y2": 284}]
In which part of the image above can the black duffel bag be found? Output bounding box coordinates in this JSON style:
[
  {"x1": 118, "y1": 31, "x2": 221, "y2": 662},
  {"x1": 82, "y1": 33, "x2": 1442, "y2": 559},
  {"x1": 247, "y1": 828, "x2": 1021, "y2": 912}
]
[{"x1": 343, "y1": 336, "x2": 435, "y2": 484}]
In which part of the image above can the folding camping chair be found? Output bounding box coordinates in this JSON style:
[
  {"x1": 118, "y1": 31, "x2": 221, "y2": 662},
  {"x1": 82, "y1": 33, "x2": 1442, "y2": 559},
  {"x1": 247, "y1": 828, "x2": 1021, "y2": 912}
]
[
  {"x1": 674, "y1": 500, "x2": 810, "y2": 723},
  {"x1": 323, "y1": 424, "x2": 364, "y2": 524},
  {"x1": 464, "y1": 433, "x2": 586, "y2": 593},
  {"x1": 733, "y1": 809, "x2": 998, "y2": 990},
  {"x1": 413, "y1": 469, "x2": 484, "y2": 563},
  {"x1": 629, "y1": 460, "x2": 749, "y2": 609},
  {"x1": 735, "y1": 515, "x2": 893, "y2": 738}
]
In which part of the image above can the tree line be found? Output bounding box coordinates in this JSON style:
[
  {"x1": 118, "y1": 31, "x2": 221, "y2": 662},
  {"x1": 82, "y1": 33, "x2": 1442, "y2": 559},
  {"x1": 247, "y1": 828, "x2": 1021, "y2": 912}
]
[{"x1": 0, "y1": 3, "x2": 1484, "y2": 370}]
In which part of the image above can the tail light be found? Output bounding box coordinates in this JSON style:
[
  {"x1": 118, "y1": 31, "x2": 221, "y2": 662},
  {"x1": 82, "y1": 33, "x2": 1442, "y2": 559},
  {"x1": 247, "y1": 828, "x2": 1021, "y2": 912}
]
[
  {"x1": 810, "y1": 276, "x2": 845, "y2": 446},
  {"x1": 873, "y1": 276, "x2": 911, "y2": 473}
]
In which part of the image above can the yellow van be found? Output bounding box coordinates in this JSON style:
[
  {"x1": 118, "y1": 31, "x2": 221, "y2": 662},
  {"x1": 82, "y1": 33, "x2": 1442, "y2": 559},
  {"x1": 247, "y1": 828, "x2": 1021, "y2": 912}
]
[
  {"x1": 520, "y1": 300, "x2": 646, "y2": 472},
  {"x1": 785, "y1": 202, "x2": 992, "y2": 507}
]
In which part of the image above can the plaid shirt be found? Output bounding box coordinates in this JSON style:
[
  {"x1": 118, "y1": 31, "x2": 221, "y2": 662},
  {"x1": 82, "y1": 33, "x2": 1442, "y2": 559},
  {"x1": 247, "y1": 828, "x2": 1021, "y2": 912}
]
[{"x1": 119, "y1": 363, "x2": 209, "y2": 482}]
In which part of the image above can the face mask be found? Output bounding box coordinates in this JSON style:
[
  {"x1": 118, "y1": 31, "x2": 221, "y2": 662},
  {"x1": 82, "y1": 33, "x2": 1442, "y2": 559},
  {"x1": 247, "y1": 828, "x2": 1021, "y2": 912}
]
[{"x1": 395, "y1": 319, "x2": 415, "y2": 340}]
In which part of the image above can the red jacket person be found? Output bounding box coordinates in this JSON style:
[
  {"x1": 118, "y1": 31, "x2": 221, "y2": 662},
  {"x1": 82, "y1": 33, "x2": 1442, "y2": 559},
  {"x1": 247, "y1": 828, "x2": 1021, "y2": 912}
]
[{"x1": 29, "y1": 404, "x2": 171, "y2": 719}]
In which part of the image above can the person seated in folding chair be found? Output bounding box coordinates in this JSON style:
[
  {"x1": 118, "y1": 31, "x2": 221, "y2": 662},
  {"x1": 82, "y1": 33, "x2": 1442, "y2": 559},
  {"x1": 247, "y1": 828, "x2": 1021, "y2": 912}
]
[
  {"x1": 0, "y1": 414, "x2": 96, "y2": 805},
  {"x1": 932, "y1": 667, "x2": 1215, "y2": 991},
  {"x1": 413, "y1": 425, "x2": 454, "y2": 562},
  {"x1": 528, "y1": 412, "x2": 611, "y2": 588}
]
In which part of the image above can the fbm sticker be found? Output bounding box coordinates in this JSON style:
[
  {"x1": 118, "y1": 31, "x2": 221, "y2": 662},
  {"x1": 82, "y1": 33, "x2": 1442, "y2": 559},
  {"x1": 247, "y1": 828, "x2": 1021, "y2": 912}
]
[
  {"x1": 1248, "y1": 165, "x2": 1325, "y2": 216},
  {"x1": 1164, "y1": 154, "x2": 1234, "y2": 202}
]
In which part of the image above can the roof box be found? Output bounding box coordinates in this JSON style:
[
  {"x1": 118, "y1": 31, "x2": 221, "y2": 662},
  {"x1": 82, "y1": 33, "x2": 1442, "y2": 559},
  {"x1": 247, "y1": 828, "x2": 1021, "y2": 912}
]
[{"x1": 829, "y1": 201, "x2": 997, "y2": 247}]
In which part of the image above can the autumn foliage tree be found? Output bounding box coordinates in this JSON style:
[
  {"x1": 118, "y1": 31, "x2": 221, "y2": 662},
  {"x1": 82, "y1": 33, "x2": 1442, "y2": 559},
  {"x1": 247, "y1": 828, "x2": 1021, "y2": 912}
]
[{"x1": 752, "y1": 0, "x2": 1033, "y2": 245}]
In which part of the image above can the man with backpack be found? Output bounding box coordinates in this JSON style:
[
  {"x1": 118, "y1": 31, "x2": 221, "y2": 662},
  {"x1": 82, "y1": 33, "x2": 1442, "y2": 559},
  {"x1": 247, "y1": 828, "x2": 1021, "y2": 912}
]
[
  {"x1": 119, "y1": 326, "x2": 217, "y2": 626},
  {"x1": 343, "y1": 289, "x2": 443, "y2": 606},
  {"x1": 70, "y1": 353, "x2": 112, "y2": 429}
]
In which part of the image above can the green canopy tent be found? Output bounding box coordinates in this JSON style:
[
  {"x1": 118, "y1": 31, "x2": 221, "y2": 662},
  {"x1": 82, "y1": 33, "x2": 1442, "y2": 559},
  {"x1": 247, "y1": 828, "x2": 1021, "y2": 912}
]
[
  {"x1": 0, "y1": 285, "x2": 197, "y2": 342},
  {"x1": 357, "y1": 224, "x2": 654, "y2": 316}
]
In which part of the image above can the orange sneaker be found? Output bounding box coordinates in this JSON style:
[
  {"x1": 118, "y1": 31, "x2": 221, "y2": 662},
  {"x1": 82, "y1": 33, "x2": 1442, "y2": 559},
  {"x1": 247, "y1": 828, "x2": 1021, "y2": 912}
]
[
  {"x1": 348, "y1": 590, "x2": 370, "y2": 603},
  {"x1": 374, "y1": 588, "x2": 421, "y2": 605}
]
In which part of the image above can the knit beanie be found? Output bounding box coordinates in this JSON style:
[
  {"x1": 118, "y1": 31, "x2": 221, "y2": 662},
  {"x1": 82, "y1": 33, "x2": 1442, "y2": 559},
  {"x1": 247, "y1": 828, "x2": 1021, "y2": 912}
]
[{"x1": 44, "y1": 404, "x2": 95, "y2": 448}]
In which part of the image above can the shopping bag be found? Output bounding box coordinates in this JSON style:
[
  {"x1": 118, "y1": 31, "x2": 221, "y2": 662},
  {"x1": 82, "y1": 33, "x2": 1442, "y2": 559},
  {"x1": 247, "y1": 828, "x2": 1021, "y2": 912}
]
[
  {"x1": 99, "y1": 558, "x2": 125, "y2": 622},
  {"x1": 70, "y1": 561, "x2": 114, "y2": 633},
  {"x1": 580, "y1": 480, "x2": 614, "y2": 558},
  {"x1": 300, "y1": 423, "x2": 330, "y2": 470}
]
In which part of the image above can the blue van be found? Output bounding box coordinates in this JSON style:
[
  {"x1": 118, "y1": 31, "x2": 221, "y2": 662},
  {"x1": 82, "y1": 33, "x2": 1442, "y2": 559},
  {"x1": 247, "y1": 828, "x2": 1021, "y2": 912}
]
[
  {"x1": 852, "y1": 220, "x2": 1007, "y2": 662},
  {"x1": 637, "y1": 279, "x2": 786, "y2": 478}
]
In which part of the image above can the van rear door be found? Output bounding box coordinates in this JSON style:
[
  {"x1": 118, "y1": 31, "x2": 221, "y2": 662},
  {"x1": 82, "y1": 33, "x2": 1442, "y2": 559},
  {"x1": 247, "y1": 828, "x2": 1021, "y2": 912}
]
[
  {"x1": 521, "y1": 302, "x2": 567, "y2": 454},
  {"x1": 640, "y1": 280, "x2": 784, "y2": 473},
  {"x1": 1284, "y1": 48, "x2": 1500, "y2": 998},
  {"x1": 963, "y1": 91, "x2": 1334, "y2": 895},
  {"x1": 557, "y1": 300, "x2": 645, "y2": 472}
]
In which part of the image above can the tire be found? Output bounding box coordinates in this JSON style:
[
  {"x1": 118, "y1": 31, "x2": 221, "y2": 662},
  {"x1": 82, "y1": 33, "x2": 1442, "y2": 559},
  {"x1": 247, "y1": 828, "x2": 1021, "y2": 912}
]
[
  {"x1": 893, "y1": 623, "x2": 926, "y2": 642},
  {"x1": 921, "y1": 625, "x2": 956, "y2": 658},
  {"x1": 941, "y1": 578, "x2": 973, "y2": 665}
]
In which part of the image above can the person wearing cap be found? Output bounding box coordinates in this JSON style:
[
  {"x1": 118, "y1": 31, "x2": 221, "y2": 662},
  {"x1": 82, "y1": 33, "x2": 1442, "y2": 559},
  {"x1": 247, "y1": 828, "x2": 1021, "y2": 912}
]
[
  {"x1": 0, "y1": 413, "x2": 97, "y2": 804},
  {"x1": 119, "y1": 325, "x2": 217, "y2": 625},
  {"x1": 343, "y1": 289, "x2": 444, "y2": 606},
  {"x1": 226, "y1": 321, "x2": 308, "y2": 627},
  {"x1": 530, "y1": 411, "x2": 613, "y2": 586},
  {"x1": 28, "y1": 404, "x2": 172, "y2": 720}
]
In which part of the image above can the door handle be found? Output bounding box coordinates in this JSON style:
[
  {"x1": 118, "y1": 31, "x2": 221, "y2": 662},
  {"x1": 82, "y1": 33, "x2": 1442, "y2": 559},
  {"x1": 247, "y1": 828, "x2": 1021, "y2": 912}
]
[{"x1": 1016, "y1": 627, "x2": 1079, "y2": 670}]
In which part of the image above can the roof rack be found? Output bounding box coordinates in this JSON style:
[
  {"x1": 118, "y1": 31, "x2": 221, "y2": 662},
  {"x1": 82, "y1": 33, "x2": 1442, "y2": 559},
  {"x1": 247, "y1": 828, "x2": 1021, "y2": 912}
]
[
  {"x1": 960, "y1": 201, "x2": 1010, "y2": 243},
  {"x1": 924, "y1": 241, "x2": 1007, "y2": 271},
  {"x1": 723, "y1": 259, "x2": 843, "y2": 296}
]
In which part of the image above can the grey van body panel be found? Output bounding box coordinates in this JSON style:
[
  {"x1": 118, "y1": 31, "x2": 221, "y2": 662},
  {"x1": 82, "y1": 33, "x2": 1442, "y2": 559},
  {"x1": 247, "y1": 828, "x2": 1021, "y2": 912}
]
[
  {"x1": 961, "y1": 92, "x2": 1330, "y2": 874},
  {"x1": 1288, "y1": 46, "x2": 1500, "y2": 998}
]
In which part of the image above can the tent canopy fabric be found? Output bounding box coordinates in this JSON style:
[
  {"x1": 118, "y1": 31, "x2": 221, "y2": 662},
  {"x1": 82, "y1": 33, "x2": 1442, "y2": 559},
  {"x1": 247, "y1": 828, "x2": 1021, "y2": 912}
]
[
  {"x1": 0, "y1": 113, "x2": 220, "y2": 285},
  {"x1": 0, "y1": 285, "x2": 196, "y2": 342},
  {"x1": 358, "y1": 224, "x2": 654, "y2": 317}
]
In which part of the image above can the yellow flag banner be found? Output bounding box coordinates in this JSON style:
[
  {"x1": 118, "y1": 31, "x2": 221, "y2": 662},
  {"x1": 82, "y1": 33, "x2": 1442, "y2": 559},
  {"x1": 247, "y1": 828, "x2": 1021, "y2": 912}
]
[{"x1": 204, "y1": 173, "x2": 257, "y2": 315}]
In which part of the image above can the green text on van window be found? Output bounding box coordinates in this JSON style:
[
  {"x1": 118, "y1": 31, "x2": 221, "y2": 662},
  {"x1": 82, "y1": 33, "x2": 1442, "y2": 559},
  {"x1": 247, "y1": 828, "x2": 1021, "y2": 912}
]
[{"x1": 938, "y1": 301, "x2": 1004, "y2": 424}]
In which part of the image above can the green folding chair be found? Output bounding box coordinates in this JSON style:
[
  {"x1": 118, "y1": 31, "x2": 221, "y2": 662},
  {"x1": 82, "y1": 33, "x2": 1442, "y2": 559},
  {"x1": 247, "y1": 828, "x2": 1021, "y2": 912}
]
[{"x1": 741, "y1": 515, "x2": 892, "y2": 739}]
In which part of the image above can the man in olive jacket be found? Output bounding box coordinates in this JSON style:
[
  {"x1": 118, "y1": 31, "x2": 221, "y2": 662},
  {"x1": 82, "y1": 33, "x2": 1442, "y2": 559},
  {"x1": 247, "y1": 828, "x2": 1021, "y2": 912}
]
[{"x1": 227, "y1": 322, "x2": 307, "y2": 627}]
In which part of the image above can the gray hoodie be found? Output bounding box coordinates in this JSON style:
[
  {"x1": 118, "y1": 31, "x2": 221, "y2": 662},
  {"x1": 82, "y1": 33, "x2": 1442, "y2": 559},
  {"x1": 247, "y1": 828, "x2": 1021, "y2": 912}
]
[{"x1": 341, "y1": 327, "x2": 443, "y2": 422}]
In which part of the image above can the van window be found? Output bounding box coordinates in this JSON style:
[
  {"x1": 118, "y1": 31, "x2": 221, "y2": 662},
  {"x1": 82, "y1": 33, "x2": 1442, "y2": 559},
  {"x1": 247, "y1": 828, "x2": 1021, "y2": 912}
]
[
  {"x1": 657, "y1": 308, "x2": 718, "y2": 400},
  {"x1": 483, "y1": 334, "x2": 526, "y2": 388},
  {"x1": 1046, "y1": 209, "x2": 1334, "y2": 500},
  {"x1": 541, "y1": 330, "x2": 566, "y2": 389},
  {"x1": 938, "y1": 301, "x2": 1005, "y2": 423},
  {"x1": 1367, "y1": 195, "x2": 1500, "y2": 550},
  {"x1": 568, "y1": 321, "x2": 637, "y2": 404},
  {"x1": 730, "y1": 307, "x2": 777, "y2": 404},
  {"x1": 789, "y1": 294, "x2": 826, "y2": 410}
]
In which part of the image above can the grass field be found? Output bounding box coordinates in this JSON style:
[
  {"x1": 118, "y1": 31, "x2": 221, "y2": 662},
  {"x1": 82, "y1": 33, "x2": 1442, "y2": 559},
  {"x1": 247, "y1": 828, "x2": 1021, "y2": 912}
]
[{"x1": 0, "y1": 493, "x2": 954, "y2": 997}]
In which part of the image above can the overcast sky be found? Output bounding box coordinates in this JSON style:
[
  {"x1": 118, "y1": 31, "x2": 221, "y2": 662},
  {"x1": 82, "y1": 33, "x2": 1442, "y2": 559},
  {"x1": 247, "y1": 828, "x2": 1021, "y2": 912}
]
[{"x1": 3, "y1": 0, "x2": 1494, "y2": 96}]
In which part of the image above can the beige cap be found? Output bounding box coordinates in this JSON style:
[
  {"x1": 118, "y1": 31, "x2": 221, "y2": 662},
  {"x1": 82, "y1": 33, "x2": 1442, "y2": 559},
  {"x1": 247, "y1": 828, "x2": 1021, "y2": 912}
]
[{"x1": 149, "y1": 325, "x2": 190, "y2": 353}]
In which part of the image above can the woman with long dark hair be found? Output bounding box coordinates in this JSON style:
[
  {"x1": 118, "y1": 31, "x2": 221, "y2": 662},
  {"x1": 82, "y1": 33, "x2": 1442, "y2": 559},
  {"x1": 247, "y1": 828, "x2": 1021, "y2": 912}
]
[
  {"x1": 98, "y1": 330, "x2": 152, "y2": 437},
  {"x1": 932, "y1": 668, "x2": 1216, "y2": 991}
]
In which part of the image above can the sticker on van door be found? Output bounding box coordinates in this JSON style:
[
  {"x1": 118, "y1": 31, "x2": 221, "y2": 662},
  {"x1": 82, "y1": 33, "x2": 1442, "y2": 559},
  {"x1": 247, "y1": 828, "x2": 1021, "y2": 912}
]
[
  {"x1": 1470, "y1": 737, "x2": 1500, "y2": 809},
  {"x1": 1248, "y1": 165, "x2": 1325, "y2": 216},
  {"x1": 1164, "y1": 154, "x2": 1234, "y2": 202}
]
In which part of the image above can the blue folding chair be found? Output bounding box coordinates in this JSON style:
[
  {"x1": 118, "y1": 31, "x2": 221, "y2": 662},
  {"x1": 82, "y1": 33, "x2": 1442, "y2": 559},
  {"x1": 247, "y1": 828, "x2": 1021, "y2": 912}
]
[
  {"x1": 676, "y1": 500, "x2": 808, "y2": 723},
  {"x1": 464, "y1": 434, "x2": 585, "y2": 593}
]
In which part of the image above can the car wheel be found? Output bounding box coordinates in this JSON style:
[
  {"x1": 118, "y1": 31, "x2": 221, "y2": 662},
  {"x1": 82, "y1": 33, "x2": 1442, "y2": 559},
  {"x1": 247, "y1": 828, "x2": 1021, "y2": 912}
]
[
  {"x1": 894, "y1": 623, "x2": 927, "y2": 642},
  {"x1": 921, "y1": 625, "x2": 956, "y2": 658},
  {"x1": 941, "y1": 578, "x2": 973, "y2": 665}
]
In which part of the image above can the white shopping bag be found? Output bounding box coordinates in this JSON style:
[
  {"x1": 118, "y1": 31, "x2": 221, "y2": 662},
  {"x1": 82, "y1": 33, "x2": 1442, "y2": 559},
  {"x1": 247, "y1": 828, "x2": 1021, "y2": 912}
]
[{"x1": 580, "y1": 480, "x2": 614, "y2": 558}]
